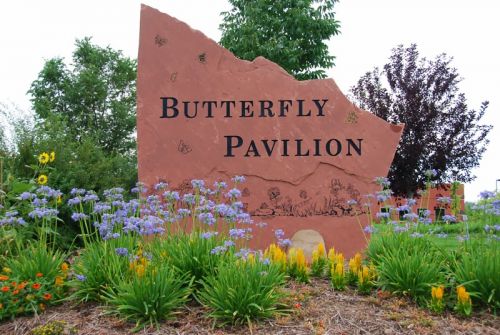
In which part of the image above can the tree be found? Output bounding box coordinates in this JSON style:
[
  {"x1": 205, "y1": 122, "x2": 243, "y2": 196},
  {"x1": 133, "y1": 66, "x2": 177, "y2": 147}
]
[
  {"x1": 29, "y1": 37, "x2": 137, "y2": 155},
  {"x1": 220, "y1": 0, "x2": 340, "y2": 80},
  {"x1": 350, "y1": 44, "x2": 492, "y2": 196}
]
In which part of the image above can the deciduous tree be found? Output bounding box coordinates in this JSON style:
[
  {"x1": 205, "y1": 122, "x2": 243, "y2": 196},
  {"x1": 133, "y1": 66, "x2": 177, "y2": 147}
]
[
  {"x1": 220, "y1": 0, "x2": 340, "y2": 80},
  {"x1": 351, "y1": 44, "x2": 492, "y2": 196}
]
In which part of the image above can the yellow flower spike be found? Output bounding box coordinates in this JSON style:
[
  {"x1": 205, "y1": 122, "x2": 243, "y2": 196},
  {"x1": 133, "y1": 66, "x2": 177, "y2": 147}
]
[
  {"x1": 135, "y1": 264, "x2": 145, "y2": 277},
  {"x1": 2, "y1": 267, "x2": 11, "y2": 274},
  {"x1": 316, "y1": 243, "x2": 326, "y2": 256},
  {"x1": 37, "y1": 174, "x2": 48, "y2": 185},
  {"x1": 457, "y1": 286, "x2": 470, "y2": 304},
  {"x1": 353, "y1": 253, "x2": 362, "y2": 269},
  {"x1": 327, "y1": 248, "x2": 336, "y2": 263},
  {"x1": 49, "y1": 151, "x2": 56, "y2": 162},
  {"x1": 38, "y1": 152, "x2": 49, "y2": 164},
  {"x1": 334, "y1": 253, "x2": 344, "y2": 266},
  {"x1": 312, "y1": 249, "x2": 319, "y2": 262},
  {"x1": 335, "y1": 262, "x2": 344, "y2": 276},
  {"x1": 362, "y1": 265, "x2": 369, "y2": 279},
  {"x1": 61, "y1": 262, "x2": 69, "y2": 272},
  {"x1": 247, "y1": 253, "x2": 255, "y2": 264},
  {"x1": 348, "y1": 258, "x2": 358, "y2": 273},
  {"x1": 55, "y1": 276, "x2": 64, "y2": 287}
]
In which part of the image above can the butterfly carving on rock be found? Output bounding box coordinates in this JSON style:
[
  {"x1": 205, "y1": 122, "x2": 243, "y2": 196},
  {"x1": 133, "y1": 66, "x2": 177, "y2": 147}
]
[{"x1": 178, "y1": 140, "x2": 192, "y2": 154}]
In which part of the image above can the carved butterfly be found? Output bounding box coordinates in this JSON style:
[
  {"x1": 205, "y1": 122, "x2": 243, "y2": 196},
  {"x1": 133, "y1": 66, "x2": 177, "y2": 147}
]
[{"x1": 178, "y1": 140, "x2": 192, "y2": 154}]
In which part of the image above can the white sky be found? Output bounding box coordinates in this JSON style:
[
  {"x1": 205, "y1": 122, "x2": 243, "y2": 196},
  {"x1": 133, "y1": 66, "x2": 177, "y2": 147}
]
[{"x1": 0, "y1": 0, "x2": 498, "y2": 201}]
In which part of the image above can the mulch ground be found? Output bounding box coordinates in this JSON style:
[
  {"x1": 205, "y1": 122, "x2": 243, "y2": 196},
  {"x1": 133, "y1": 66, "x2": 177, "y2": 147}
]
[{"x1": 1, "y1": 279, "x2": 498, "y2": 335}]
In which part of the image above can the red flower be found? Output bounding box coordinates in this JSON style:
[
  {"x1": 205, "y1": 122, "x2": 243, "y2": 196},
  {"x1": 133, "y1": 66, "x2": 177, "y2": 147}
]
[
  {"x1": 32, "y1": 283, "x2": 41, "y2": 290},
  {"x1": 12, "y1": 289, "x2": 19, "y2": 295},
  {"x1": 294, "y1": 302, "x2": 302, "y2": 309},
  {"x1": 43, "y1": 293, "x2": 52, "y2": 301},
  {"x1": 1, "y1": 286, "x2": 10, "y2": 292},
  {"x1": 36, "y1": 272, "x2": 43, "y2": 278}
]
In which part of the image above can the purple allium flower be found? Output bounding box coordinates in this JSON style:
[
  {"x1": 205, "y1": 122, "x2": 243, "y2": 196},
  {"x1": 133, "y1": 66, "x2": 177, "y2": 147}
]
[
  {"x1": 232, "y1": 175, "x2": 246, "y2": 183},
  {"x1": 177, "y1": 208, "x2": 191, "y2": 218},
  {"x1": 210, "y1": 246, "x2": 227, "y2": 255},
  {"x1": 419, "y1": 209, "x2": 431, "y2": 218},
  {"x1": 457, "y1": 235, "x2": 470, "y2": 242},
  {"x1": 376, "y1": 194, "x2": 389, "y2": 202},
  {"x1": 363, "y1": 225, "x2": 374, "y2": 234},
  {"x1": 93, "y1": 203, "x2": 111, "y2": 214},
  {"x1": 67, "y1": 197, "x2": 81, "y2": 206},
  {"x1": 347, "y1": 199, "x2": 358, "y2": 206},
  {"x1": 28, "y1": 208, "x2": 59, "y2": 219},
  {"x1": 224, "y1": 240, "x2": 235, "y2": 247},
  {"x1": 182, "y1": 193, "x2": 196, "y2": 205},
  {"x1": 236, "y1": 213, "x2": 252, "y2": 224},
  {"x1": 154, "y1": 182, "x2": 168, "y2": 191},
  {"x1": 213, "y1": 181, "x2": 228, "y2": 190},
  {"x1": 76, "y1": 274, "x2": 86, "y2": 281},
  {"x1": 374, "y1": 176, "x2": 391, "y2": 187},
  {"x1": 398, "y1": 205, "x2": 410, "y2": 212},
  {"x1": 376, "y1": 212, "x2": 390, "y2": 219},
  {"x1": 225, "y1": 188, "x2": 242, "y2": 199},
  {"x1": 201, "y1": 231, "x2": 218, "y2": 239},
  {"x1": 71, "y1": 212, "x2": 88, "y2": 221},
  {"x1": 274, "y1": 229, "x2": 285, "y2": 239},
  {"x1": 115, "y1": 248, "x2": 129, "y2": 257},
  {"x1": 406, "y1": 199, "x2": 417, "y2": 206},
  {"x1": 437, "y1": 196, "x2": 452, "y2": 205},
  {"x1": 83, "y1": 193, "x2": 99, "y2": 203},
  {"x1": 436, "y1": 233, "x2": 448, "y2": 238},
  {"x1": 410, "y1": 232, "x2": 424, "y2": 238},
  {"x1": 479, "y1": 190, "x2": 496, "y2": 200},
  {"x1": 402, "y1": 213, "x2": 419, "y2": 221},
  {"x1": 163, "y1": 191, "x2": 180, "y2": 202},
  {"x1": 70, "y1": 188, "x2": 87, "y2": 196},
  {"x1": 33, "y1": 198, "x2": 48, "y2": 207},
  {"x1": 262, "y1": 258, "x2": 271, "y2": 265},
  {"x1": 484, "y1": 225, "x2": 491, "y2": 233},
  {"x1": 229, "y1": 228, "x2": 246, "y2": 239},
  {"x1": 394, "y1": 226, "x2": 409, "y2": 233},
  {"x1": 419, "y1": 218, "x2": 432, "y2": 225},
  {"x1": 198, "y1": 212, "x2": 216, "y2": 226},
  {"x1": 19, "y1": 192, "x2": 35, "y2": 200},
  {"x1": 494, "y1": 225, "x2": 500, "y2": 232},
  {"x1": 5, "y1": 211, "x2": 18, "y2": 217},
  {"x1": 442, "y1": 215, "x2": 456, "y2": 223},
  {"x1": 278, "y1": 239, "x2": 292, "y2": 247},
  {"x1": 191, "y1": 179, "x2": 205, "y2": 189}
]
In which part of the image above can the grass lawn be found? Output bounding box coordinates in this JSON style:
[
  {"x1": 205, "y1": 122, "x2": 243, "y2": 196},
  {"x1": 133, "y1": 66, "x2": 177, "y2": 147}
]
[{"x1": 373, "y1": 219, "x2": 493, "y2": 251}]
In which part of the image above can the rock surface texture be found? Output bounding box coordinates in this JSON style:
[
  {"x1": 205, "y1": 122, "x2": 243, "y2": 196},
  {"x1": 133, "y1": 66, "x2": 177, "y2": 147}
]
[{"x1": 137, "y1": 5, "x2": 404, "y2": 257}]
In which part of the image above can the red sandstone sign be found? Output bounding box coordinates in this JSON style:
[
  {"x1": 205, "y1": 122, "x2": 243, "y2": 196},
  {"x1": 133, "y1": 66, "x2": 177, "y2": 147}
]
[{"x1": 136, "y1": 5, "x2": 404, "y2": 256}]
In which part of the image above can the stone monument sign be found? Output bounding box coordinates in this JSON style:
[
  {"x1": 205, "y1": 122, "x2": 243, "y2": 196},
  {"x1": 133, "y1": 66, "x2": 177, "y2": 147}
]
[{"x1": 137, "y1": 5, "x2": 404, "y2": 257}]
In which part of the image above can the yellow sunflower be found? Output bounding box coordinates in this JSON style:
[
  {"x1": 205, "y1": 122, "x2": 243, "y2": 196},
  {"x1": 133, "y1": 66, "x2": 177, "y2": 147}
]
[
  {"x1": 37, "y1": 174, "x2": 48, "y2": 185},
  {"x1": 38, "y1": 152, "x2": 49, "y2": 164},
  {"x1": 49, "y1": 151, "x2": 56, "y2": 162}
]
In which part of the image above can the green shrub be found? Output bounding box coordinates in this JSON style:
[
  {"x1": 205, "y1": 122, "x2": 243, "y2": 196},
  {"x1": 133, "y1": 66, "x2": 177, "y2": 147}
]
[
  {"x1": 366, "y1": 231, "x2": 413, "y2": 265},
  {"x1": 104, "y1": 264, "x2": 191, "y2": 331},
  {"x1": 452, "y1": 241, "x2": 499, "y2": 311},
  {"x1": 198, "y1": 258, "x2": 289, "y2": 329},
  {"x1": 7, "y1": 244, "x2": 66, "y2": 283},
  {"x1": 153, "y1": 233, "x2": 230, "y2": 291},
  {"x1": 374, "y1": 234, "x2": 445, "y2": 304},
  {"x1": 70, "y1": 239, "x2": 133, "y2": 302}
]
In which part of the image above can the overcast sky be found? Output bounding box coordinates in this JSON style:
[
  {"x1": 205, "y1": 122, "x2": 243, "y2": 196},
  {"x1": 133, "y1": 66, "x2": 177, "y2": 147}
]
[{"x1": 0, "y1": 0, "x2": 498, "y2": 201}]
